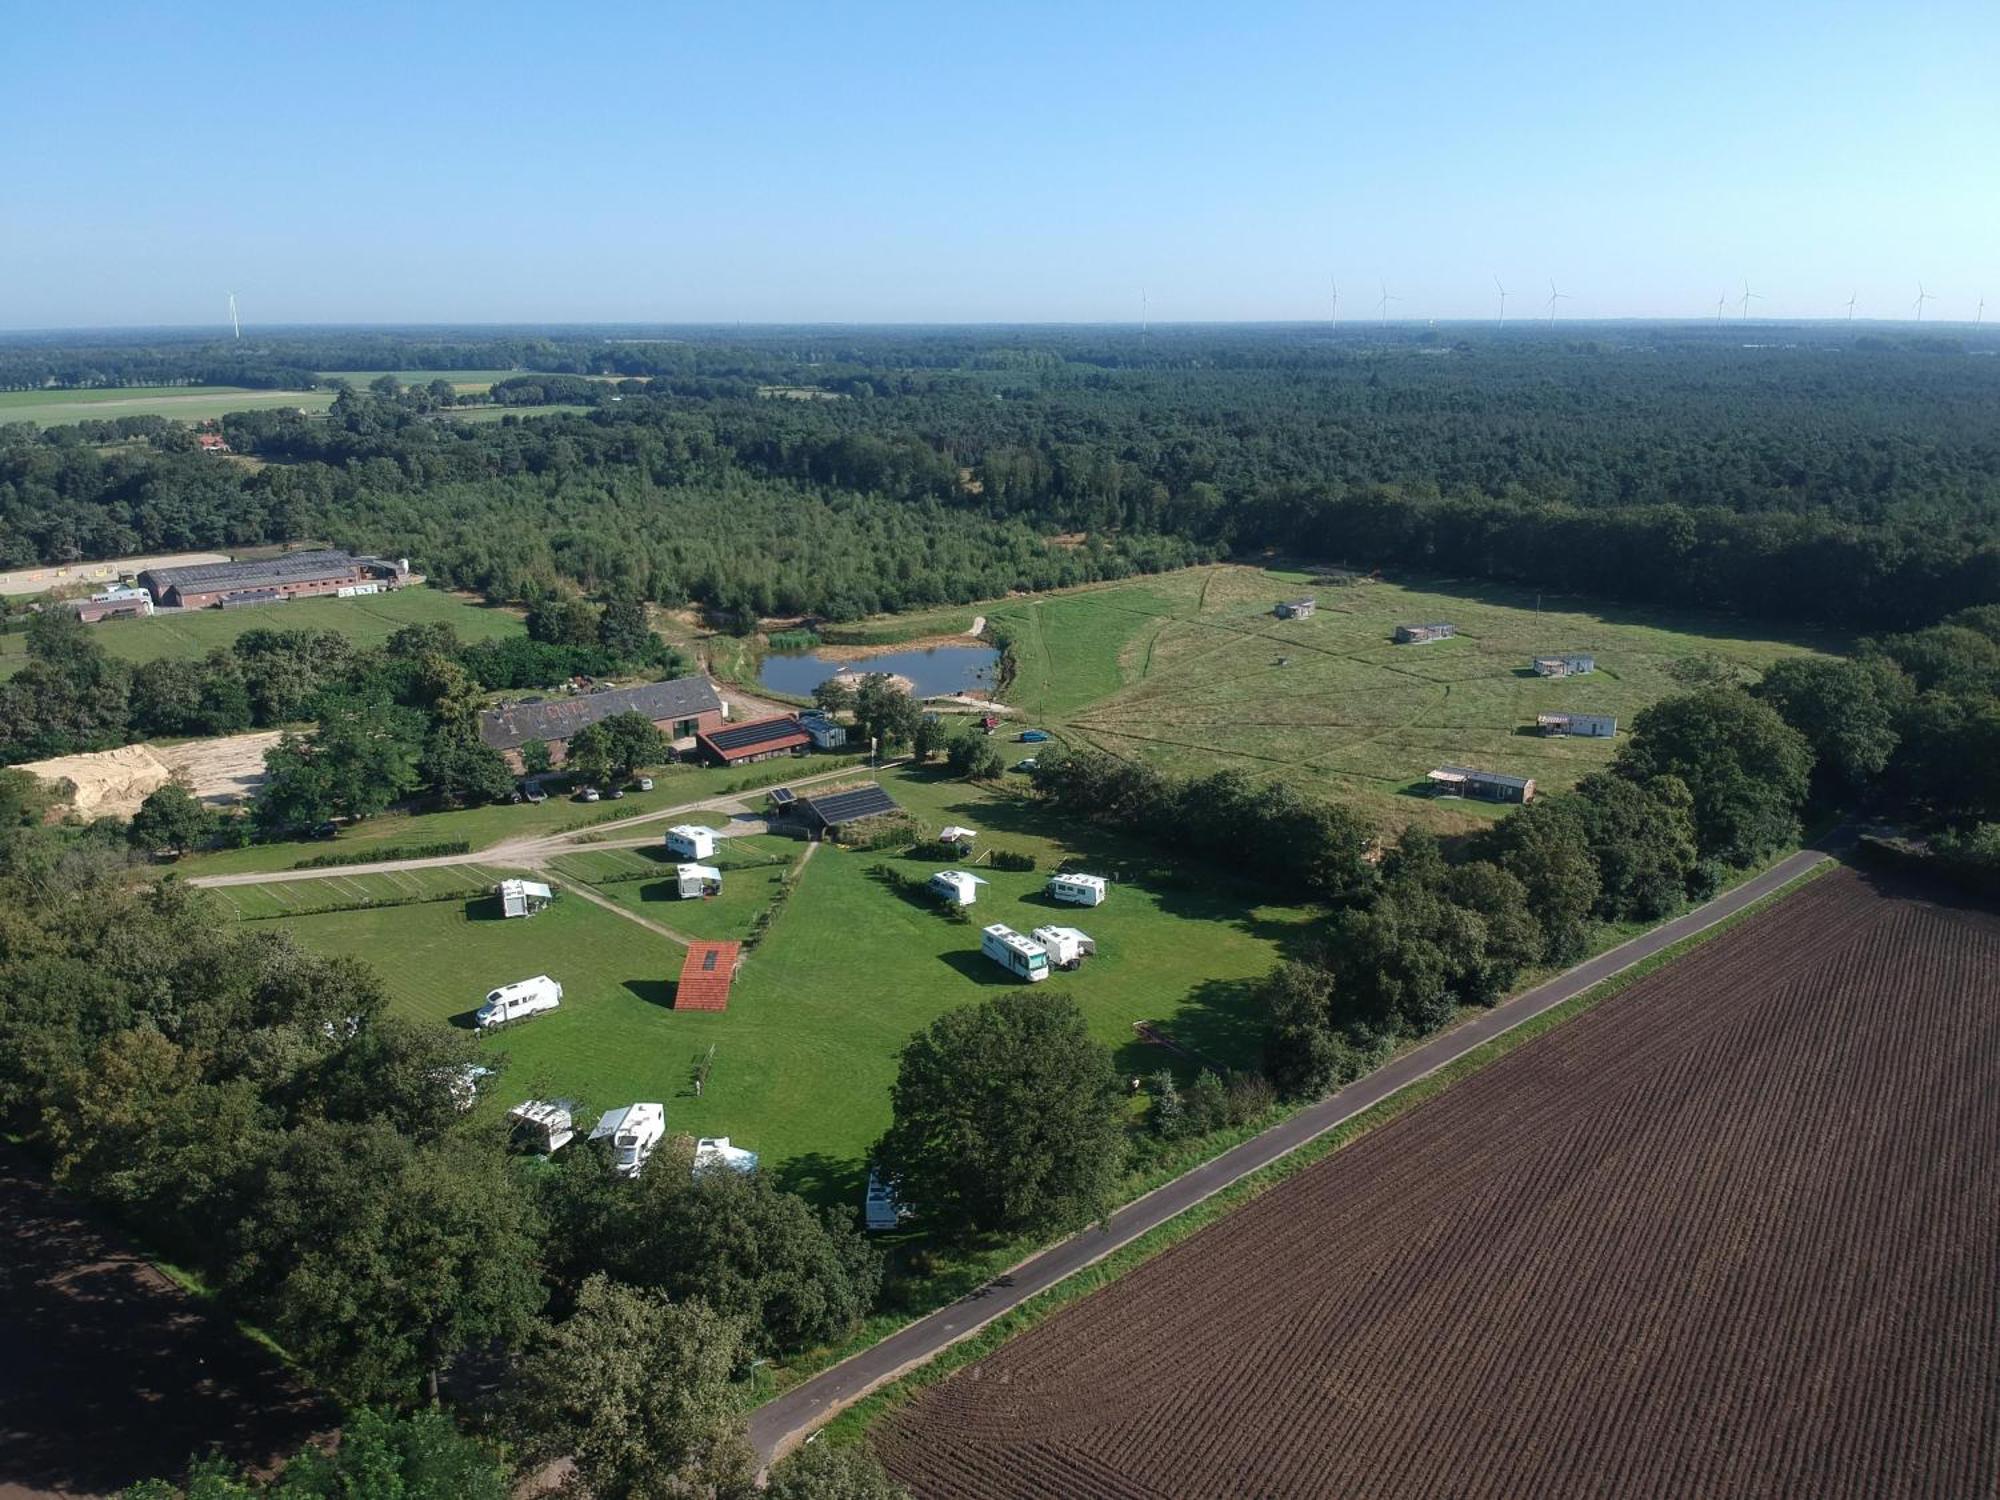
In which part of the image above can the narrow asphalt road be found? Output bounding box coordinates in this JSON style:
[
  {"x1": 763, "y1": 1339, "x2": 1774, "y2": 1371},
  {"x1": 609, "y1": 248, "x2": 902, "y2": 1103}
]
[{"x1": 748, "y1": 834, "x2": 1847, "y2": 1465}]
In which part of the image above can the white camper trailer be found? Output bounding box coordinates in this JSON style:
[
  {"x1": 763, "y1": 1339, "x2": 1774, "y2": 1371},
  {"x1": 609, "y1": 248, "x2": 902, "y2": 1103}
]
[
  {"x1": 507, "y1": 1099, "x2": 576, "y2": 1154},
  {"x1": 929, "y1": 870, "x2": 987, "y2": 907},
  {"x1": 675, "y1": 863, "x2": 723, "y2": 899},
  {"x1": 476, "y1": 975, "x2": 563, "y2": 1028},
  {"x1": 981, "y1": 923, "x2": 1050, "y2": 982},
  {"x1": 864, "y1": 1168, "x2": 911, "y2": 1231},
  {"x1": 591, "y1": 1102, "x2": 666, "y2": 1178},
  {"x1": 663, "y1": 824, "x2": 718, "y2": 860},
  {"x1": 497, "y1": 878, "x2": 554, "y2": 918},
  {"x1": 1030, "y1": 925, "x2": 1096, "y2": 969},
  {"x1": 692, "y1": 1137, "x2": 760, "y2": 1177},
  {"x1": 939, "y1": 825, "x2": 978, "y2": 847},
  {"x1": 1046, "y1": 872, "x2": 1108, "y2": 907}
]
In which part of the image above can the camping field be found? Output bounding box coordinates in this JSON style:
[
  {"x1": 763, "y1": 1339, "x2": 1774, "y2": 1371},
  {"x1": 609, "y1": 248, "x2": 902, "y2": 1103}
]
[
  {"x1": 0, "y1": 385, "x2": 338, "y2": 427},
  {"x1": 879, "y1": 565, "x2": 1836, "y2": 830},
  {"x1": 0, "y1": 585, "x2": 524, "y2": 681},
  {"x1": 256, "y1": 764, "x2": 1316, "y2": 1203}
]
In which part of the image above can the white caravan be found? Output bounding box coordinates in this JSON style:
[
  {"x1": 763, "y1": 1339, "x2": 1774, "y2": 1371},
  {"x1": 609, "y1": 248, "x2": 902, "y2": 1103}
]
[
  {"x1": 476, "y1": 975, "x2": 563, "y2": 1028},
  {"x1": 507, "y1": 1099, "x2": 576, "y2": 1154},
  {"x1": 664, "y1": 824, "x2": 718, "y2": 860},
  {"x1": 981, "y1": 923, "x2": 1050, "y2": 982},
  {"x1": 864, "y1": 1168, "x2": 912, "y2": 1231},
  {"x1": 929, "y1": 870, "x2": 987, "y2": 907},
  {"x1": 1030, "y1": 925, "x2": 1096, "y2": 969},
  {"x1": 591, "y1": 1102, "x2": 667, "y2": 1178},
  {"x1": 675, "y1": 863, "x2": 723, "y2": 898},
  {"x1": 692, "y1": 1137, "x2": 760, "y2": 1177},
  {"x1": 1046, "y1": 872, "x2": 1108, "y2": 907}
]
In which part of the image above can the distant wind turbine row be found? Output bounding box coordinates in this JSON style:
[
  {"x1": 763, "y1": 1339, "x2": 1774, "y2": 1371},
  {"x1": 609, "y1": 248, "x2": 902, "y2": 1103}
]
[{"x1": 1290, "y1": 281, "x2": 1992, "y2": 327}]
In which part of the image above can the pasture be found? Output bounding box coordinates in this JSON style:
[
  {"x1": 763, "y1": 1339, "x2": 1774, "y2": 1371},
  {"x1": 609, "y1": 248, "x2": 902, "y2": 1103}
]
[
  {"x1": 906, "y1": 565, "x2": 1831, "y2": 830},
  {"x1": 0, "y1": 385, "x2": 336, "y2": 427},
  {"x1": 260, "y1": 765, "x2": 1315, "y2": 1203},
  {"x1": 0, "y1": 585, "x2": 523, "y2": 681}
]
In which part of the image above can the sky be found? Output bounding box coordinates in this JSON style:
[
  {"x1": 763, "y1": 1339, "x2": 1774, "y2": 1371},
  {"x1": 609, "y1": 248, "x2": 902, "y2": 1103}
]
[{"x1": 2, "y1": 0, "x2": 1996, "y2": 329}]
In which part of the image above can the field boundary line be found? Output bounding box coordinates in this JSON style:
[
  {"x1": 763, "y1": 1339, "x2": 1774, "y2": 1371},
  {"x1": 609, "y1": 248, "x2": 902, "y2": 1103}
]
[{"x1": 746, "y1": 834, "x2": 1847, "y2": 1466}]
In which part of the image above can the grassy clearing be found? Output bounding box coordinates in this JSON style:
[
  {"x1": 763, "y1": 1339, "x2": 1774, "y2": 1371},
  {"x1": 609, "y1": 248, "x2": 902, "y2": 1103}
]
[
  {"x1": 547, "y1": 832, "x2": 800, "y2": 944},
  {"x1": 0, "y1": 386, "x2": 337, "y2": 427},
  {"x1": 212, "y1": 863, "x2": 510, "y2": 920},
  {"x1": 318, "y1": 369, "x2": 521, "y2": 393},
  {"x1": 815, "y1": 857, "x2": 1839, "y2": 1449},
  {"x1": 446, "y1": 404, "x2": 600, "y2": 424},
  {"x1": 0, "y1": 586, "x2": 522, "y2": 681}
]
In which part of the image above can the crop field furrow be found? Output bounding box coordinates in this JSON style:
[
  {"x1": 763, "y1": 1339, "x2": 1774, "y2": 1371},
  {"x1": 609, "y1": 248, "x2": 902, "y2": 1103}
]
[{"x1": 878, "y1": 868, "x2": 2000, "y2": 1499}]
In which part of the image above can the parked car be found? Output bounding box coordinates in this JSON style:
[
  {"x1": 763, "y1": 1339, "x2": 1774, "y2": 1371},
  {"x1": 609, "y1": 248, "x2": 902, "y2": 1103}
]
[
  {"x1": 865, "y1": 1168, "x2": 912, "y2": 1231},
  {"x1": 1014, "y1": 757, "x2": 1039, "y2": 772},
  {"x1": 633, "y1": 776, "x2": 655, "y2": 792},
  {"x1": 1018, "y1": 729, "x2": 1050, "y2": 743},
  {"x1": 605, "y1": 784, "x2": 625, "y2": 800},
  {"x1": 476, "y1": 975, "x2": 564, "y2": 1029},
  {"x1": 576, "y1": 786, "x2": 601, "y2": 803},
  {"x1": 309, "y1": 820, "x2": 339, "y2": 840},
  {"x1": 516, "y1": 780, "x2": 548, "y2": 804}
]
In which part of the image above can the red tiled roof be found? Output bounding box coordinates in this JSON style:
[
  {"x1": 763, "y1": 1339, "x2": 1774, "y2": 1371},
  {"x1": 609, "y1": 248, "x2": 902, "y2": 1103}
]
[
  {"x1": 695, "y1": 715, "x2": 811, "y2": 763},
  {"x1": 675, "y1": 941, "x2": 741, "y2": 1012}
]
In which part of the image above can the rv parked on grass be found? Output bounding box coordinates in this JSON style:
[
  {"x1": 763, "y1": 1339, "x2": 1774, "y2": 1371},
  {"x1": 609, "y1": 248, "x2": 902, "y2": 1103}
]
[
  {"x1": 693, "y1": 1137, "x2": 760, "y2": 1177},
  {"x1": 865, "y1": 1168, "x2": 911, "y2": 1231},
  {"x1": 592, "y1": 1102, "x2": 666, "y2": 1178},
  {"x1": 1047, "y1": 872, "x2": 1108, "y2": 907},
  {"x1": 982, "y1": 923, "x2": 1051, "y2": 982},
  {"x1": 1031, "y1": 925, "x2": 1096, "y2": 969},
  {"x1": 674, "y1": 863, "x2": 722, "y2": 898},
  {"x1": 508, "y1": 1100, "x2": 576, "y2": 1155},
  {"x1": 476, "y1": 975, "x2": 563, "y2": 1028},
  {"x1": 665, "y1": 824, "x2": 719, "y2": 860},
  {"x1": 929, "y1": 870, "x2": 987, "y2": 907}
]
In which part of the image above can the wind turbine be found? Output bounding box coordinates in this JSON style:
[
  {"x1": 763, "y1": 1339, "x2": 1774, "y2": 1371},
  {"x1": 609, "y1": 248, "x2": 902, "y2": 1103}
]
[
  {"x1": 1545, "y1": 278, "x2": 1570, "y2": 326},
  {"x1": 1715, "y1": 293, "x2": 1728, "y2": 323},
  {"x1": 1740, "y1": 280, "x2": 1764, "y2": 320},
  {"x1": 1376, "y1": 281, "x2": 1400, "y2": 325},
  {"x1": 1495, "y1": 276, "x2": 1509, "y2": 325},
  {"x1": 1140, "y1": 286, "x2": 1149, "y2": 334},
  {"x1": 1844, "y1": 292, "x2": 1857, "y2": 322},
  {"x1": 1976, "y1": 295, "x2": 1986, "y2": 326},
  {"x1": 1913, "y1": 283, "x2": 1935, "y2": 321},
  {"x1": 1330, "y1": 277, "x2": 1339, "y2": 332},
  {"x1": 228, "y1": 292, "x2": 240, "y2": 340}
]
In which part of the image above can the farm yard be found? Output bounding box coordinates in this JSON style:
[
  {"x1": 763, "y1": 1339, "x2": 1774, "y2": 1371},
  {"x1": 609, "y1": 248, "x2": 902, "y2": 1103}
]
[
  {"x1": 904, "y1": 565, "x2": 1832, "y2": 829},
  {"x1": 0, "y1": 583, "x2": 523, "y2": 680},
  {"x1": 873, "y1": 865, "x2": 2000, "y2": 1500},
  {"x1": 251, "y1": 763, "x2": 1316, "y2": 1200}
]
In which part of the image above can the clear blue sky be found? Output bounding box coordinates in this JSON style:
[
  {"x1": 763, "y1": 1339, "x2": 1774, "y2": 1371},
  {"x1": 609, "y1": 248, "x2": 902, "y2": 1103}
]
[{"x1": 3, "y1": 0, "x2": 1995, "y2": 329}]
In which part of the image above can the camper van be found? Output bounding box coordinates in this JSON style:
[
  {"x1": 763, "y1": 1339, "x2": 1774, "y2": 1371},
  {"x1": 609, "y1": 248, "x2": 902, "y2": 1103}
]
[
  {"x1": 476, "y1": 975, "x2": 563, "y2": 1028},
  {"x1": 592, "y1": 1102, "x2": 666, "y2": 1179},
  {"x1": 1030, "y1": 925, "x2": 1096, "y2": 969},
  {"x1": 864, "y1": 1168, "x2": 911, "y2": 1231},
  {"x1": 981, "y1": 923, "x2": 1050, "y2": 982},
  {"x1": 664, "y1": 824, "x2": 718, "y2": 860},
  {"x1": 1046, "y1": 872, "x2": 1108, "y2": 907}
]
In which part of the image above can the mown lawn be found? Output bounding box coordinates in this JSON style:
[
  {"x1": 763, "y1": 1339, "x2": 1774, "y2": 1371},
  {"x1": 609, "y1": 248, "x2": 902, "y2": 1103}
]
[
  {"x1": 547, "y1": 832, "x2": 801, "y2": 944},
  {"x1": 0, "y1": 385, "x2": 338, "y2": 426},
  {"x1": 262, "y1": 765, "x2": 1315, "y2": 1206}
]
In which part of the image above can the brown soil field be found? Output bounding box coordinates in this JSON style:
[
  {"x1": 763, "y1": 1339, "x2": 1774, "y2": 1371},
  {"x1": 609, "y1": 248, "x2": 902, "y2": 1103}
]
[
  {"x1": 876, "y1": 867, "x2": 2000, "y2": 1500},
  {"x1": 0, "y1": 1149, "x2": 327, "y2": 1498},
  {"x1": 20, "y1": 730, "x2": 282, "y2": 820}
]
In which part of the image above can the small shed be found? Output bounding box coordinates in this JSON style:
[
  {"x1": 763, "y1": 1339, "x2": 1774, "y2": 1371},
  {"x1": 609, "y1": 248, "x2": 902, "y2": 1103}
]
[
  {"x1": 1394, "y1": 622, "x2": 1456, "y2": 645},
  {"x1": 693, "y1": 1137, "x2": 760, "y2": 1177},
  {"x1": 1427, "y1": 765, "x2": 1536, "y2": 803},
  {"x1": 799, "y1": 711, "x2": 848, "y2": 749},
  {"x1": 1030, "y1": 925, "x2": 1096, "y2": 967},
  {"x1": 1538, "y1": 711, "x2": 1618, "y2": 738},
  {"x1": 664, "y1": 824, "x2": 718, "y2": 860},
  {"x1": 497, "y1": 878, "x2": 555, "y2": 919},
  {"x1": 674, "y1": 863, "x2": 722, "y2": 899},
  {"x1": 797, "y1": 782, "x2": 901, "y2": 837},
  {"x1": 1047, "y1": 872, "x2": 1109, "y2": 907},
  {"x1": 1275, "y1": 598, "x2": 1317, "y2": 620},
  {"x1": 766, "y1": 786, "x2": 798, "y2": 816},
  {"x1": 929, "y1": 870, "x2": 987, "y2": 907},
  {"x1": 1532, "y1": 653, "x2": 1597, "y2": 678}
]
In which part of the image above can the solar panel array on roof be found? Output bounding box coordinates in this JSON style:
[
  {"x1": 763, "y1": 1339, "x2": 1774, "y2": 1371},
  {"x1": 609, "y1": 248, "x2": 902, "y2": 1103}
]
[
  {"x1": 767, "y1": 787, "x2": 797, "y2": 806},
  {"x1": 703, "y1": 716, "x2": 809, "y2": 754},
  {"x1": 800, "y1": 783, "x2": 901, "y2": 827}
]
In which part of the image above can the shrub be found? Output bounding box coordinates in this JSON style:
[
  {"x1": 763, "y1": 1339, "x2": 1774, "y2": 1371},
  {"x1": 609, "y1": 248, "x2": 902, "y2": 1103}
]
[
  {"x1": 989, "y1": 848, "x2": 1036, "y2": 872},
  {"x1": 292, "y1": 840, "x2": 471, "y2": 869}
]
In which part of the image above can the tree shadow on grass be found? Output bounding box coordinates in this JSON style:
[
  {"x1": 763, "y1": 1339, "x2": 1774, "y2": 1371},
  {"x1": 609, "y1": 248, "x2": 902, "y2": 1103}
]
[
  {"x1": 622, "y1": 979, "x2": 675, "y2": 1009},
  {"x1": 775, "y1": 1151, "x2": 866, "y2": 1213}
]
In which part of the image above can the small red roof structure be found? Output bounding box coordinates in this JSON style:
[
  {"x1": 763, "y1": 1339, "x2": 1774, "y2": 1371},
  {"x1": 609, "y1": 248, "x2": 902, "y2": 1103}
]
[
  {"x1": 196, "y1": 433, "x2": 232, "y2": 453},
  {"x1": 694, "y1": 714, "x2": 812, "y2": 766},
  {"x1": 675, "y1": 941, "x2": 741, "y2": 1012}
]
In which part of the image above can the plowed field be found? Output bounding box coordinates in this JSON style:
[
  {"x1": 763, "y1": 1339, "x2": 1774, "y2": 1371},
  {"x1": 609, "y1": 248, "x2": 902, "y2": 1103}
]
[{"x1": 877, "y1": 867, "x2": 2000, "y2": 1500}]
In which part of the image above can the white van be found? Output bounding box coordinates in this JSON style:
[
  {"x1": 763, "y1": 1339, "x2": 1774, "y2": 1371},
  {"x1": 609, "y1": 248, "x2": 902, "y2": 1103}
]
[{"x1": 476, "y1": 975, "x2": 563, "y2": 1028}]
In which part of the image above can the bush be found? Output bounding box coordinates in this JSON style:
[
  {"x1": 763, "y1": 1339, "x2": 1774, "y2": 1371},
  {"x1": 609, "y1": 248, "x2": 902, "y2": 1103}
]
[
  {"x1": 834, "y1": 811, "x2": 921, "y2": 850},
  {"x1": 988, "y1": 848, "x2": 1036, "y2": 872},
  {"x1": 292, "y1": 840, "x2": 471, "y2": 869}
]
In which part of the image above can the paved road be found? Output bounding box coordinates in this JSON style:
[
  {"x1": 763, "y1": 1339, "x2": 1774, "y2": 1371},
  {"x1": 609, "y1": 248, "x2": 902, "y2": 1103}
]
[{"x1": 748, "y1": 834, "x2": 1847, "y2": 1465}]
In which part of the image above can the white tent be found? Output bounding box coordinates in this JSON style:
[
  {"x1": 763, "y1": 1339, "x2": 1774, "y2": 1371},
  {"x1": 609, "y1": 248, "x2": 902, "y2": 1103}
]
[
  {"x1": 498, "y1": 878, "x2": 554, "y2": 918},
  {"x1": 939, "y1": 824, "x2": 978, "y2": 845}
]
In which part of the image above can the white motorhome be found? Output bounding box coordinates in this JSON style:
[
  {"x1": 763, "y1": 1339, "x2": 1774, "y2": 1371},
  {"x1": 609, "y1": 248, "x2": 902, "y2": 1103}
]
[
  {"x1": 476, "y1": 975, "x2": 563, "y2": 1028},
  {"x1": 864, "y1": 1168, "x2": 911, "y2": 1231},
  {"x1": 591, "y1": 1102, "x2": 666, "y2": 1178},
  {"x1": 507, "y1": 1099, "x2": 576, "y2": 1154},
  {"x1": 692, "y1": 1137, "x2": 760, "y2": 1177},
  {"x1": 1030, "y1": 925, "x2": 1096, "y2": 969},
  {"x1": 675, "y1": 862, "x2": 722, "y2": 899},
  {"x1": 497, "y1": 878, "x2": 554, "y2": 918},
  {"x1": 981, "y1": 923, "x2": 1050, "y2": 982},
  {"x1": 1046, "y1": 872, "x2": 1108, "y2": 907},
  {"x1": 929, "y1": 870, "x2": 986, "y2": 907},
  {"x1": 664, "y1": 824, "x2": 718, "y2": 860}
]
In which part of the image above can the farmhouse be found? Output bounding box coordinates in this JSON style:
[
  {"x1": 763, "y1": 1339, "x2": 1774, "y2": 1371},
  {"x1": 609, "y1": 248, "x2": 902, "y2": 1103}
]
[
  {"x1": 497, "y1": 878, "x2": 554, "y2": 918},
  {"x1": 799, "y1": 711, "x2": 849, "y2": 749},
  {"x1": 1538, "y1": 711, "x2": 1618, "y2": 738},
  {"x1": 793, "y1": 782, "x2": 901, "y2": 838},
  {"x1": 1394, "y1": 622, "x2": 1455, "y2": 644},
  {"x1": 674, "y1": 863, "x2": 722, "y2": 899},
  {"x1": 477, "y1": 676, "x2": 725, "y2": 771},
  {"x1": 695, "y1": 714, "x2": 812, "y2": 767},
  {"x1": 1047, "y1": 872, "x2": 1108, "y2": 907},
  {"x1": 664, "y1": 824, "x2": 718, "y2": 861},
  {"x1": 1427, "y1": 765, "x2": 1536, "y2": 803},
  {"x1": 674, "y1": 940, "x2": 741, "y2": 1012},
  {"x1": 136, "y1": 549, "x2": 411, "y2": 609},
  {"x1": 929, "y1": 870, "x2": 986, "y2": 907},
  {"x1": 1274, "y1": 597, "x2": 1317, "y2": 620},
  {"x1": 1533, "y1": 653, "x2": 1597, "y2": 677}
]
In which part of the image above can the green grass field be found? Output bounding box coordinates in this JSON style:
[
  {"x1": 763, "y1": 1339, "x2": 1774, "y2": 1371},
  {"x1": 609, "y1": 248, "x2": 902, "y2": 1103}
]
[
  {"x1": 446, "y1": 403, "x2": 599, "y2": 424},
  {"x1": 548, "y1": 832, "x2": 800, "y2": 943},
  {"x1": 262, "y1": 764, "x2": 1314, "y2": 1204},
  {"x1": 318, "y1": 369, "x2": 522, "y2": 393},
  {"x1": 862, "y1": 566, "x2": 1835, "y2": 831},
  {"x1": 0, "y1": 586, "x2": 524, "y2": 681},
  {"x1": 0, "y1": 386, "x2": 338, "y2": 427}
]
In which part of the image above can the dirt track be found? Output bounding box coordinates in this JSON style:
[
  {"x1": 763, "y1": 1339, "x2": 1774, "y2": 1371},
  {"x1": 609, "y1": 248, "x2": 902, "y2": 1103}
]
[
  {"x1": 876, "y1": 867, "x2": 2000, "y2": 1499},
  {"x1": 0, "y1": 1149, "x2": 327, "y2": 1498}
]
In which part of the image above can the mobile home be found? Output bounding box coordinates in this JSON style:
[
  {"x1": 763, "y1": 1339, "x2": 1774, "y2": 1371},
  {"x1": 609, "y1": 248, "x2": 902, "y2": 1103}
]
[
  {"x1": 507, "y1": 1099, "x2": 576, "y2": 1155},
  {"x1": 1537, "y1": 711, "x2": 1618, "y2": 738},
  {"x1": 1274, "y1": 597, "x2": 1317, "y2": 620},
  {"x1": 1532, "y1": 653, "x2": 1597, "y2": 678},
  {"x1": 1426, "y1": 765, "x2": 1536, "y2": 804},
  {"x1": 497, "y1": 878, "x2": 554, "y2": 918},
  {"x1": 1394, "y1": 622, "x2": 1455, "y2": 644},
  {"x1": 1030, "y1": 925, "x2": 1096, "y2": 968},
  {"x1": 476, "y1": 975, "x2": 563, "y2": 1028},
  {"x1": 929, "y1": 870, "x2": 987, "y2": 907},
  {"x1": 981, "y1": 923, "x2": 1051, "y2": 982},
  {"x1": 664, "y1": 824, "x2": 718, "y2": 860},
  {"x1": 590, "y1": 1102, "x2": 666, "y2": 1179},
  {"x1": 674, "y1": 863, "x2": 722, "y2": 899},
  {"x1": 1046, "y1": 872, "x2": 1109, "y2": 907},
  {"x1": 692, "y1": 1137, "x2": 760, "y2": 1177}
]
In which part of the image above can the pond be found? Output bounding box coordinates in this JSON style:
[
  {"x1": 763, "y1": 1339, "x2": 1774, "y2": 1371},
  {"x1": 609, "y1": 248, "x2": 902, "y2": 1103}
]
[{"x1": 758, "y1": 643, "x2": 1000, "y2": 700}]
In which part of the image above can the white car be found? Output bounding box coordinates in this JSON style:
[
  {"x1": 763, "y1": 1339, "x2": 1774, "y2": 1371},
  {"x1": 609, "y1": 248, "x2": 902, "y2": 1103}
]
[{"x1": 476, "y1": 975, "x2": 563, "y2": 1029}]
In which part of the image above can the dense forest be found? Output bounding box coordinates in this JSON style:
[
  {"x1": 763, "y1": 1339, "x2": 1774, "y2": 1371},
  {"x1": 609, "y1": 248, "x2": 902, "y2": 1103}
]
[{"x1": 3, "y1": 324, "x2": 1999, "y2": 627}]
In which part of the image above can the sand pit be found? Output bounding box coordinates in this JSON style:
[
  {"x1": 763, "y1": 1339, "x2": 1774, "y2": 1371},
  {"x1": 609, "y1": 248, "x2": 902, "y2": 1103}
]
[{"x1": 21, "y1": 731, "x2": 283, "y2": 820}]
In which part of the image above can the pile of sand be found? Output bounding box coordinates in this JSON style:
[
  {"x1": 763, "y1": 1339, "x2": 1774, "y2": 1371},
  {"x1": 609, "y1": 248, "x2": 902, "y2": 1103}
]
[{"x1": 22, "y1": 730, "x2": 284, "y2": 820}]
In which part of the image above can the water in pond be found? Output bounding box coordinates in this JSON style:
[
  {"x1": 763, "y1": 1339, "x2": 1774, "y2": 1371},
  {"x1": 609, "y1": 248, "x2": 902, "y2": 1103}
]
[{"x1": 759, "y1": 643, "x2": 1000, "y2": 700}]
